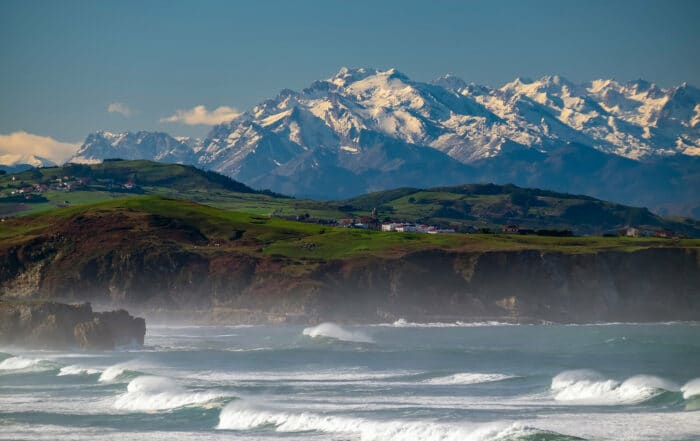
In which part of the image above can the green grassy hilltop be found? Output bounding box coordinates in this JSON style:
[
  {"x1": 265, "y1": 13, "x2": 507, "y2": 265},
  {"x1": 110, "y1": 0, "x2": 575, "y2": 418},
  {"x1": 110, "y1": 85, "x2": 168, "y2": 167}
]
[
  {"x1": 3, "y1": 195, "x2": 698, "y2": 262},
  {"x1": 1, "y1": 159, "x2": 698, "y2": 237}
]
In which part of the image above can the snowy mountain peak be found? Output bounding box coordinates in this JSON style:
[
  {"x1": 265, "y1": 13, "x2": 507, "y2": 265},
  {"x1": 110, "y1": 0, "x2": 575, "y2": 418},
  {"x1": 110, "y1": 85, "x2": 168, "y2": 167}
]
[
  {"x1": 432, "y1": 74, "x2": 468, "y2": 91},
  {"x1": 70, "y1": 130, "x2": 196, "y2": 164},
  {"x1": 329, "y1": 67, "x2": 410, "y2": 88},
  {"x1": 626, "y1": 79, "x2": 655, "y2": 93},
  {"x1": 383, "y1": 67, "x2": 410, "y2": 80},
  {"x1": 538, "y1": 74, "x2": 571, "y2": 86},
  {"x1": 69, "y1": 69, "x2": 700, "y2": 207},
  {"x1": 75, "y1": 70, "x2": 699, "y2": 174},
  {"x1": 501, "y1": 74, "x2": 577, "y2": 98},
  {"x1": 329, "y1": 67, "x2": 379, "y2": 87},
  {"x1": 0, "y1": 153, "x2": 56, "y2": 168}
]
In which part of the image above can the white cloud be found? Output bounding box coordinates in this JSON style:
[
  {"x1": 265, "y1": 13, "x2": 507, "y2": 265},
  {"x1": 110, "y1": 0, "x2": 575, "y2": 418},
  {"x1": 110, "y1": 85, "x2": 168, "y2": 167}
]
[
  {"x1": 161, "y1": 105, "x2": 240, "y2": 125},
  {"x1": 0, "y1": 131, "x2": 79, "y2": 164},
  {"x1": 107, "y1": 102, "x2": 132, "y2": 117}
]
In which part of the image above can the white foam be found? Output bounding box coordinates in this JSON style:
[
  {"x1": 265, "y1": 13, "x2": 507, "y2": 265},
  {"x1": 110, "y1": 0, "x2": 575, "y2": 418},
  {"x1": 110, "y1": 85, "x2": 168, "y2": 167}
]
[
  {"x1": 302, "y1": 323, "x2": 373, "y2": 343},
  {"x1": 113, "y1": 375, "x2": 223, "y2": 411},
  {"x1": 551, "y1": 370, "x2": 678, "y2": 404},
  {"x1": 681, "y1": 378, "x2": 700, "y2": 399},
  {"x1": 0, "y1": 423, "x2": 297, "y2": 441},
  {"x1": 0, "y1": 356, "x2": 50, "y2": 372},
  {"x1": 224, "y1": 347, "x2": 273, "y2": 352},
  {"x1": 57, "y1": 365, "x2": 101, "y2": 376},
  {"x1": 425, "y1": 373, "x2": 517, "y2": 385},
  {"x1": 378, "y1": 319, "x2": 516, "y2": 328},
  {"x1": 191, "y1": 369, "x2": 414, "y2": 385},
  {"x1": 99, "y1": 365, "x2": 129, "y2": 383},
  {"x1": 217, "y1": 402, "x2": 535, "y2": 441},
  {"x1": 533, "y1": 410, "x2": 700, "y2": 441}
]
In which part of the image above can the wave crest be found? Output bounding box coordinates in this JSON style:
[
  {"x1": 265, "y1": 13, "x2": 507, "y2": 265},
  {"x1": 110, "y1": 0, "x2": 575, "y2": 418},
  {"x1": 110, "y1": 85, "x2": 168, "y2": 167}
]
[
  {"x1": 681, "y1": 378, "x2": 700, "y2": 399},
  {"x1": 57, "y1": 365, "x2": 101, "y2": 376},
  {"x1": 217, "y1": 402, "x2": 543, "y2": 440},
  {"x1": 302, "y1": 323, "x2": 373, "y2": 343},
  {"x1": 425, "y1": 373, "x2": 517, "y2": 385},
  {"x1": 113, "y1": 375, "x2": 224, "y2": 411},
  {"x1": 0, "y1": 356, "x2": 52, "y2": 373},
  {"x1": 551, "y1": 370, "x2": 679, "y2": 405},
  {"x1": 98, "y1": 363, "x2": 144, "y2": 383}
]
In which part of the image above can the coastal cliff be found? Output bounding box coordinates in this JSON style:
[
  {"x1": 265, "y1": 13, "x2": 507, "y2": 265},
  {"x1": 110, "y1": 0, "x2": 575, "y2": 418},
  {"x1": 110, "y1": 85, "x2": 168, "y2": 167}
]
[
  {"x1": 1, "y1": 238, "x2": 698, "y2": 324},
  {"x1": 1, "y1": 197, "x2": 698, "y2": 324},
  {"x1": 0, "y1": 301, "x2": 146, "y2": 349}
]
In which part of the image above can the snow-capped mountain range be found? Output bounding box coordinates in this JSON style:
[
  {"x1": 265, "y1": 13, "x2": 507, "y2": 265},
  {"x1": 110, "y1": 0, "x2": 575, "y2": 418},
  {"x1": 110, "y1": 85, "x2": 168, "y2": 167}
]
[
  {"x1": 0, "y1": 153, "x2": 56, "y2": 173},
  {"x1": 69, "y1": 68, "x2": 700, "y2": 215},
  {"x1": 72, "y1": 131, "x2": 197, "y2": 165}
]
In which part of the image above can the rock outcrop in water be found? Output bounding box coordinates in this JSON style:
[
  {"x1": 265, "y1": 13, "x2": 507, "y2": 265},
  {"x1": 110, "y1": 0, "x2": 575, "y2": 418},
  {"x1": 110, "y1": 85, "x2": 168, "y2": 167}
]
[{"x1": 0, "y1": 301, "x2": 146, "y2": 349}]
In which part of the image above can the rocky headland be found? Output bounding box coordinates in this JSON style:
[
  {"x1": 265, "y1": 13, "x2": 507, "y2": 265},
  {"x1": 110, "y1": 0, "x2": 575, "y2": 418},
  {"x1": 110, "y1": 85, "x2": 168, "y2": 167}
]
[
  {"x1": 1, "y1": 197, "x2": 699, "y2": 325},
  {"x1": 0, "y1": 300, "x2": 146, "y2": 349}
]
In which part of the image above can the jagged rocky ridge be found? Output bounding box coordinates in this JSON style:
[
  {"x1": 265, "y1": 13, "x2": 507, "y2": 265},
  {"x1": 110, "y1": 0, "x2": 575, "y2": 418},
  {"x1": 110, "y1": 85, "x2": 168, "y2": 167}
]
[
  {"x1": 0, "y1": 301, "x2": 146, "y2": 349},
  {"x1": 70, "y1": 68, "x2": 700, "y2": 215}
]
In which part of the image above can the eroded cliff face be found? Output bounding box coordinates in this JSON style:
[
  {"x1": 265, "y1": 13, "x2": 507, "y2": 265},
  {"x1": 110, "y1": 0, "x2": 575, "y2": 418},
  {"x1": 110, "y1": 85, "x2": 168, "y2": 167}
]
[
  {"x1": 312, "y1": 248, "x2": 700, "y2": 323},
  {"x1": 1, "y1": 229, "x2": 699, "y2": 324}
]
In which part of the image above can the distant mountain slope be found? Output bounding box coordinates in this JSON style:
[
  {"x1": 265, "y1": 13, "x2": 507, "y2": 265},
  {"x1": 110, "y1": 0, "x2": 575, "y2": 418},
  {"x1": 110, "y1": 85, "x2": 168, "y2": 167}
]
[
  {"x1": 469, "y1": 144, "x2": 700, "y2": 218},
  {"x1": 68, "y1": 68, "x2": 700, "y2": 214}
]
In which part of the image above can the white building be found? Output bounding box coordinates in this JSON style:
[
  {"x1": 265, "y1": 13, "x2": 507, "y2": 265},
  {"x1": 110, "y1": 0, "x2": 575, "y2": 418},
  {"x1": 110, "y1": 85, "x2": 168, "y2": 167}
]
[{"x1": 382, "y1": 222, "x2": 455, "y2": 234}]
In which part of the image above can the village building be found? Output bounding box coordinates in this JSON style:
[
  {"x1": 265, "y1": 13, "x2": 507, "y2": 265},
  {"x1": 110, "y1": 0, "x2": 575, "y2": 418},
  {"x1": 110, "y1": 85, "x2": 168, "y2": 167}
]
[
  {"x1": 621, "y1": 226, "x2": 642, "y2": 237},
  {"x1": 338, "y1": 217, "x2": 355, "y2": 227},
  {"x1": 654, "y1": 228, "x2": 675, "y2": 238},
  {"x1": 381, "y1": 222, "x2": 455, "y2": 234}
]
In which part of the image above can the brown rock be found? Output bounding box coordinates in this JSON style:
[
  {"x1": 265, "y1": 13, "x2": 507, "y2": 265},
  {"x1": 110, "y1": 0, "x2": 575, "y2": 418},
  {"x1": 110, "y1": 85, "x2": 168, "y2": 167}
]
[
  {"x1": 0, "y1": 301, "x2": 146, "y2": 350},
  {"x1": 74, "y1": 319, "x2": 113, "y2": 350}
]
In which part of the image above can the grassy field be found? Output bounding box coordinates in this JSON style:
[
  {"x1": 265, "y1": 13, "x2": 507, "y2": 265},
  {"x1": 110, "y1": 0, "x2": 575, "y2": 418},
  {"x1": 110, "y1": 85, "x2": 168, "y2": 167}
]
[{"x1": 3, "y1": 196, "x2": 698, "y2": 262}]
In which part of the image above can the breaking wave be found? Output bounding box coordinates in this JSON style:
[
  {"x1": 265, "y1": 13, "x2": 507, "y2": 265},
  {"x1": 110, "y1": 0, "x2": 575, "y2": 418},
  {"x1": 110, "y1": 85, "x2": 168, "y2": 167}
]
[
  {"x1": 98, "y1": 363, "x2": 142, "y2": 383},
  {"x1": 0, "y1": 356, "x2": 53, "y2": 373},
  {"x1": 681, "y1": 378, "x2": 700, "y2": 399},
  {"x1": 57, "y1": 365, "x2": 101, "y2": 376},
  {"x1": 425, "y1": 372, "x2": 518, "y2": 385},
  {"x1": 217, "y1": 402, "x2": 561, "y2": 440},
  {"x1": 302, "y1": 323, "x2": 373, "y2": 343},
  {"x1": 551, "y1": 370, "x2": 680, "y2": 405},
  {"x1": 113, "y1": 375, "x2": 225, "y2": 411}
]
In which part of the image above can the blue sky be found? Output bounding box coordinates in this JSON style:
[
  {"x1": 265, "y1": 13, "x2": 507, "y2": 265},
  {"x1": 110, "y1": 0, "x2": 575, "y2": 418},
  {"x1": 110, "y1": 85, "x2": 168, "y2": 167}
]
[{"x1": 1, "y1": 0, "x2": 699, "y2": 159}]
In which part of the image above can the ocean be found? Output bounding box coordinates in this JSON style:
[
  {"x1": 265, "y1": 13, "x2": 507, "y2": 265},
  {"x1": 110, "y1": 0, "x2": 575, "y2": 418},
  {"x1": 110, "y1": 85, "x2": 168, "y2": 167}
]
[{"x1": 1, "y1": 322, "x2": 699, "y2": 440}]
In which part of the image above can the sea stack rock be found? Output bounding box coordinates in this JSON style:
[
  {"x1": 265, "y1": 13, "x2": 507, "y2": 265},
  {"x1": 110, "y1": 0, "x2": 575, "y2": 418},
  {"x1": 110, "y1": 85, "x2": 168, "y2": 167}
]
[{"x1": 0, "y1": 300, "x2": 146, "y2": 350}]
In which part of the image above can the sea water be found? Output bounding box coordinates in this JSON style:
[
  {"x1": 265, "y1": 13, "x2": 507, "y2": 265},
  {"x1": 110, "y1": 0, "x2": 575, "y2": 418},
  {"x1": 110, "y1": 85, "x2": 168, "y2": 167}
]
[{"x1": 1, "y1": 322, "x2": 699, "y2": 440}]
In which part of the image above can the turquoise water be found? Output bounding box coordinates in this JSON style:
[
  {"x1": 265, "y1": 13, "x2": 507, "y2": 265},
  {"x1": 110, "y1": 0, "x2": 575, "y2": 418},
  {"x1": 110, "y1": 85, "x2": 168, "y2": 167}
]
[{"x1": 1, "y1": 322, "x2": 699, "y2": 440}]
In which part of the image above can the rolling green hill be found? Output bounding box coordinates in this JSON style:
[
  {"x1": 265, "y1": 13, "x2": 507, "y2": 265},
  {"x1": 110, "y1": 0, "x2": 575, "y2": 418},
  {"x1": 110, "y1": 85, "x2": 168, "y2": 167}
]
[
  {"x1": 1, "y1": 160, "x2": 698, "y2": 236},
  {"x1": 0, "y1": 160, "x2": 296, "y2": 217},
  {"x1": 337, "y1": 184, "x2": 700, "y2": 236},
  {"x1": 2, "y1": 195, "x2": 698, "y2": 261}
]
